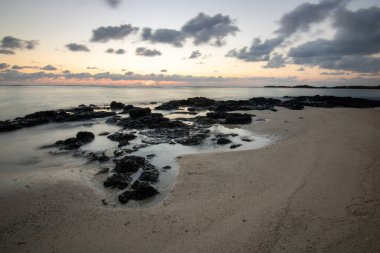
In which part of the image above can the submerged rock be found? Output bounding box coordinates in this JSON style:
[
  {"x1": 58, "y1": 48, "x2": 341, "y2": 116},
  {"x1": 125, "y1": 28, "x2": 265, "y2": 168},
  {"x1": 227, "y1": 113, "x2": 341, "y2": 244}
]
[
  {"x1": 230, "y1": 144, "x2": 242, "y2": 149},
  {"x1": 118, "y1": 180, "x2": 159, "y2": 204},
  {"x1": 224, "y1": 113, "x2": 252, "y2": 124},
  {"x1": 139, "y1": 168, "x2": 160, "y2": 183}
]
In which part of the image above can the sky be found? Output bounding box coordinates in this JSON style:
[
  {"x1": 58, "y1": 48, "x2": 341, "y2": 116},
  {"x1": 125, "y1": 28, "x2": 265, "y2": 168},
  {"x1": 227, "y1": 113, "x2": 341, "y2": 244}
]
[{"x1": 0, "y1": 0, "x2": 379, "y2": 86}]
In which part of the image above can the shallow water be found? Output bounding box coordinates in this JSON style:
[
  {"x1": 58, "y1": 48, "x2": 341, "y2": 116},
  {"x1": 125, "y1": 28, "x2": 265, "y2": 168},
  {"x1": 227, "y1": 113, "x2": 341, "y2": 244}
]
[{"x1": 0, "y1": 104, "x2": 272, "y2": 207}]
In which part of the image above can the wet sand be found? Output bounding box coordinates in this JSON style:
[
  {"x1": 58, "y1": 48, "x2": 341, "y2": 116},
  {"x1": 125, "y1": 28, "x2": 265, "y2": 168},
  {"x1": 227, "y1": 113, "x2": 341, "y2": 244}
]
[{"x1": 1, "y1": 107, "x2": 380, "y2": 252}]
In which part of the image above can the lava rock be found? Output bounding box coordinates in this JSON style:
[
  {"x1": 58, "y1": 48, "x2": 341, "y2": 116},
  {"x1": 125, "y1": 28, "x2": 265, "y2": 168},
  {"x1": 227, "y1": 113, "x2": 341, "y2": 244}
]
[
  {"x1": 104, "y1": 173, "x2": 132, "y2": 189},
  {"x1": 118, "y1": 180, "x2": 159, "y2": 204},
  {"x1": 128, "y1": 107, "x2": 151, "y2": 118},
  {"x1": 224, "y1": 113, "x2": 252, "y2": 124},
  {"x1": 114, "y1": 155, "x2": 148, "y2": 173},
  {"x1": 217, "y1": 137, "x2": 232, "y2": 145},
  {"x1": 139, "y1": 168, "x2": 159, "y2": 183},
  {"x1": 76, "y1": 131, "x2": 95, "y2": 143},
  {"x1": 96, "y1": 167, "x2": 110, "y2": 175},
  {"x1": 230, "y1": 144, "x2": 242, "y2": 149},
  {"x1": 110, "y1": 101, "x2": 125, "y2": 110}
]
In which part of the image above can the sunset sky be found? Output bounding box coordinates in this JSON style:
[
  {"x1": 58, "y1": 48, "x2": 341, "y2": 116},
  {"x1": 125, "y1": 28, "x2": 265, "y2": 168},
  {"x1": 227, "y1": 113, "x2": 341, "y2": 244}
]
[{"x1": 0, "y1": 0, "x2": 379, "y2": 86}]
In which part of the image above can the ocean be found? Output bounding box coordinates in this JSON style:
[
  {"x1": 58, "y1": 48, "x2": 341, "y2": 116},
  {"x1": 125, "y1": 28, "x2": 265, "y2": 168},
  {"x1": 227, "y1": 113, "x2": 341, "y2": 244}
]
[
  {"x1": 1, "y1": 85, "x2": 380, "y2": 120},
  {"x1": 0, "y1": 85, "x2": 379, "y2": 207}
]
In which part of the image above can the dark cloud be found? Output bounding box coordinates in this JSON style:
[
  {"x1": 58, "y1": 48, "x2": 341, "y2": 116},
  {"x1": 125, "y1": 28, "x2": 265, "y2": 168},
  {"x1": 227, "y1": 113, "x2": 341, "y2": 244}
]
[
  {"x1": 263, "y1": 54, "x2": 287, "y2": 68},
  {"x1": 142, "y1": 28, "x2": 186, "y2": 47},
  {"x1": 142, "y1": 13, "x2": 239, "y2": 47},
  {"x1": 62, "y1": 70, "x2": 71, "y2": 74},
  {"x1": 65, "y1": 43, "x2": 90, "y2": 52},
  {"x1": 0, "y1": 36, "x2": 38, "y2": 55},
  {"x1": 41, "y1": 65, "x2": 57, "y2": 71},
  {"x1": 87, "y1": 67, "x2": 98, "y2": 70},
  {"x1": 91, "y1": 24, "x2": 138, "y2": 42},
  {"x1": 0, "y1": 63, "x2": 9, "y2": 69},
  {"x1": 161, "y1": 69, "x2": 167, "y2": 73},
  {"x1": 135, "y1": 47, "x2": 161, "y2": 57},
  {"x1": 189, "y1": 50, "x2": 202, "y2": 59},
  {"x1": 0, "y1": 49, "x2": 15, "y2": 55},
  {"x1": 105, "y1": 48, "x2": 125, "y2": 54},
  {"x1": 289, "y1": 7, "x2": 380, "y2": 73},
  {"x1": 182, "y1": 13, "x2": 239, "y2": 46},
  {"x1": 320, "y1": 71, "x2": 346, "y2": 75},
  {"x1": 1, "y1": 36, "x2": 38, "y2": 50},
  {"x1": 275, "y1": 0, "x2": 348, "y2": 36},
  {"x1": 226, "y1": 37, "x2": 283, "y2": 62},
  {"x1": 297, "y1": 67, "x2": 305, "y2": 71},
  {"x1": 104, "y1": 0, "x2": 121, "y2": 8},
  {"x1": 12, "y1": 65, "x2": 38, "y2": 70},
  {"x1": 115, "y1": 49, "x2": 125, "y2": 54},
  {"x1": 227, "y1": 0, "x2": 347, "y2": 63}
]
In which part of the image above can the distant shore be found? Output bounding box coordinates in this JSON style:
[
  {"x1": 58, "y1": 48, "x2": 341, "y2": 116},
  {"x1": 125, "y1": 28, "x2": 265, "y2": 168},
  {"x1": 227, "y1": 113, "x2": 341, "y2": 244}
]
[
  {"x1": 1, "y1": 107, "x2": 380, "y2": 252},
  {"x1": 265, "y1": 84, "x2": 380, "y2": 89}
]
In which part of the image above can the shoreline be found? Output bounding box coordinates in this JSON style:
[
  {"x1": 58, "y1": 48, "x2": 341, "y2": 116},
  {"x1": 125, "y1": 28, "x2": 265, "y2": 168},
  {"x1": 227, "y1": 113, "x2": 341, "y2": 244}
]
[{"x1": 1, "y1": 107, "x2": 379, "y2": 252}]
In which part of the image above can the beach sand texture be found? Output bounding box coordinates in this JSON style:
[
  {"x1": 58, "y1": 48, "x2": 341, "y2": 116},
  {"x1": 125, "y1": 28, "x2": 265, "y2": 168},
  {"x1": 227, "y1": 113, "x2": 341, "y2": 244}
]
[{"x1": 1, "y1": 107, "x2": 379, "y2": 252}]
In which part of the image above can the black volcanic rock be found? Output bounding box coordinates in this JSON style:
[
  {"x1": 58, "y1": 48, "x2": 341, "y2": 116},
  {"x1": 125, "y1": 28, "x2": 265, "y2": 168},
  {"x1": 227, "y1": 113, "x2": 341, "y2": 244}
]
[
  {"x1": 76, "y1": 131, "x2": 95, "y2": 143},
  {"x1": 107, "y1": 132, "x2": 137, "y2": 147},
  {"x1": 139, "y1": 168, "x2": 160, "y2": 183},
  {"x1": 128, "y1": 107, "x2": 151, "y2": 118},
  {"x1": 118, "y1": 180, "x2": 159, "y2": 204},
  {"x1": 110, "y1": 101, "x2": 125, "y2": 109},
  {"x1": 224, "y1": 113, "x2": 252, "y2": 124},
  {"x1": 103, "y1": 173, "x2": 132, "y2": 189},
  {"x1": 155, "y1": 97, "x2": 215, "y2": 110},
  {"x1": 217, "y1": 137, "x2": 232, "y2": 145},
  {"x1": 114, "y1": 155, "x2": 154, "y2": 173}
]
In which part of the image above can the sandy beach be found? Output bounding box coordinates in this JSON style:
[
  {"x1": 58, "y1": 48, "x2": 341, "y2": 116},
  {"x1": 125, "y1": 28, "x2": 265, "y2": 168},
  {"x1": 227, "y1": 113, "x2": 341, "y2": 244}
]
[{"x1": 1, "y1": 107, "x2": 380, "y2": 252}]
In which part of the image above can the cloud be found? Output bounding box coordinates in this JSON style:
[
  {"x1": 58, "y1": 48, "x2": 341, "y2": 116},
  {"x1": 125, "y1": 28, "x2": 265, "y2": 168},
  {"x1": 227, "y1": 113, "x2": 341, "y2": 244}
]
[
  {"x1": 182, "y1": 13, "x2": 239, "y2": 46},
  {"x1": 40, "y1": 65, "x2": 57, "y2": 71},
  {"x1": 297, "y1": 67, "x2": 305, "y2": 71},
  {"x1": 226, "y1": 37, "x2": 283, "y2": 62},
  {"x1": 161, "y1": 69, "x2": 167, "y2": 73},
  {"x1": 289, "y1": 7, "x2": 380, "y2": 73},
  {"x1": 104, "y1": 0, "x2": 121, "y2": 8},
  {"x1": 227, "y1": 0, "x2": 347, "y2": 62},
  {"x1": 189, "y1": 50, "x2": 202, "y2": 59},
  {"x1": 275, "y1": 0, "x2": 348, "y2": 36},
  {"x1": 91, "y1": 24, "x2": 138, "y2": 42},
  {"x1": 0, "y1": 49, "x2": 15, "y2": 55},
  {"x1": 105, "y1": 48, "x2": 125, "y2": 54},
  {"x1": 62, "y1": 70, "x2": 71, "y2": 74},
  {"x1": 142, "y1": 13, "x2": 239, "y2": 47},
  {"x1": 87, "y1": 67, "x2": 98, "y2": 70},
  {"x1": 263, "y1": 54, "x2": 287, "y2": 68},
  {"x1": 65, "y1": 43, "x2": 90, "y2": 52},
  {"x1": 1, "y1": 36, "x2": 38, "y2": 50},
  {"x1": 0, "y1": 36, "x2": 38, "y2": 55},
  {"x1": 0, "y1": 63, "x2": 9, "y2": 70},
  {"x1": 115, "y1": 49, "x2": 125, "y2": 54},
  {"x1": 320, "y1": 71, "x2": 346, "y2": 75},
  {"x1": 135, "y1": 47, "x2": 161, "y2": 57},
  {"x1": 12, "y1": 65, "x2": 38, "y2": 70},
  {"x1": 142, "y1": 28, "x2": 186, "y2": 47},
  {"x1": 1, "y1": 69, "x2": 379, "y2": 87}
]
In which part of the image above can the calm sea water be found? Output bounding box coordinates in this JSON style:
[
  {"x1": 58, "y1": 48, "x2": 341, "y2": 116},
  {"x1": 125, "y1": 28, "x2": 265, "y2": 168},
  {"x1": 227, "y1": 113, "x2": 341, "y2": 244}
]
[
  {"x1": 1, "y1": 85, "x2": 380, "y2": 120},
  {"x1": 0, "y1": 85, "x2": 379, "y2": 206}
]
